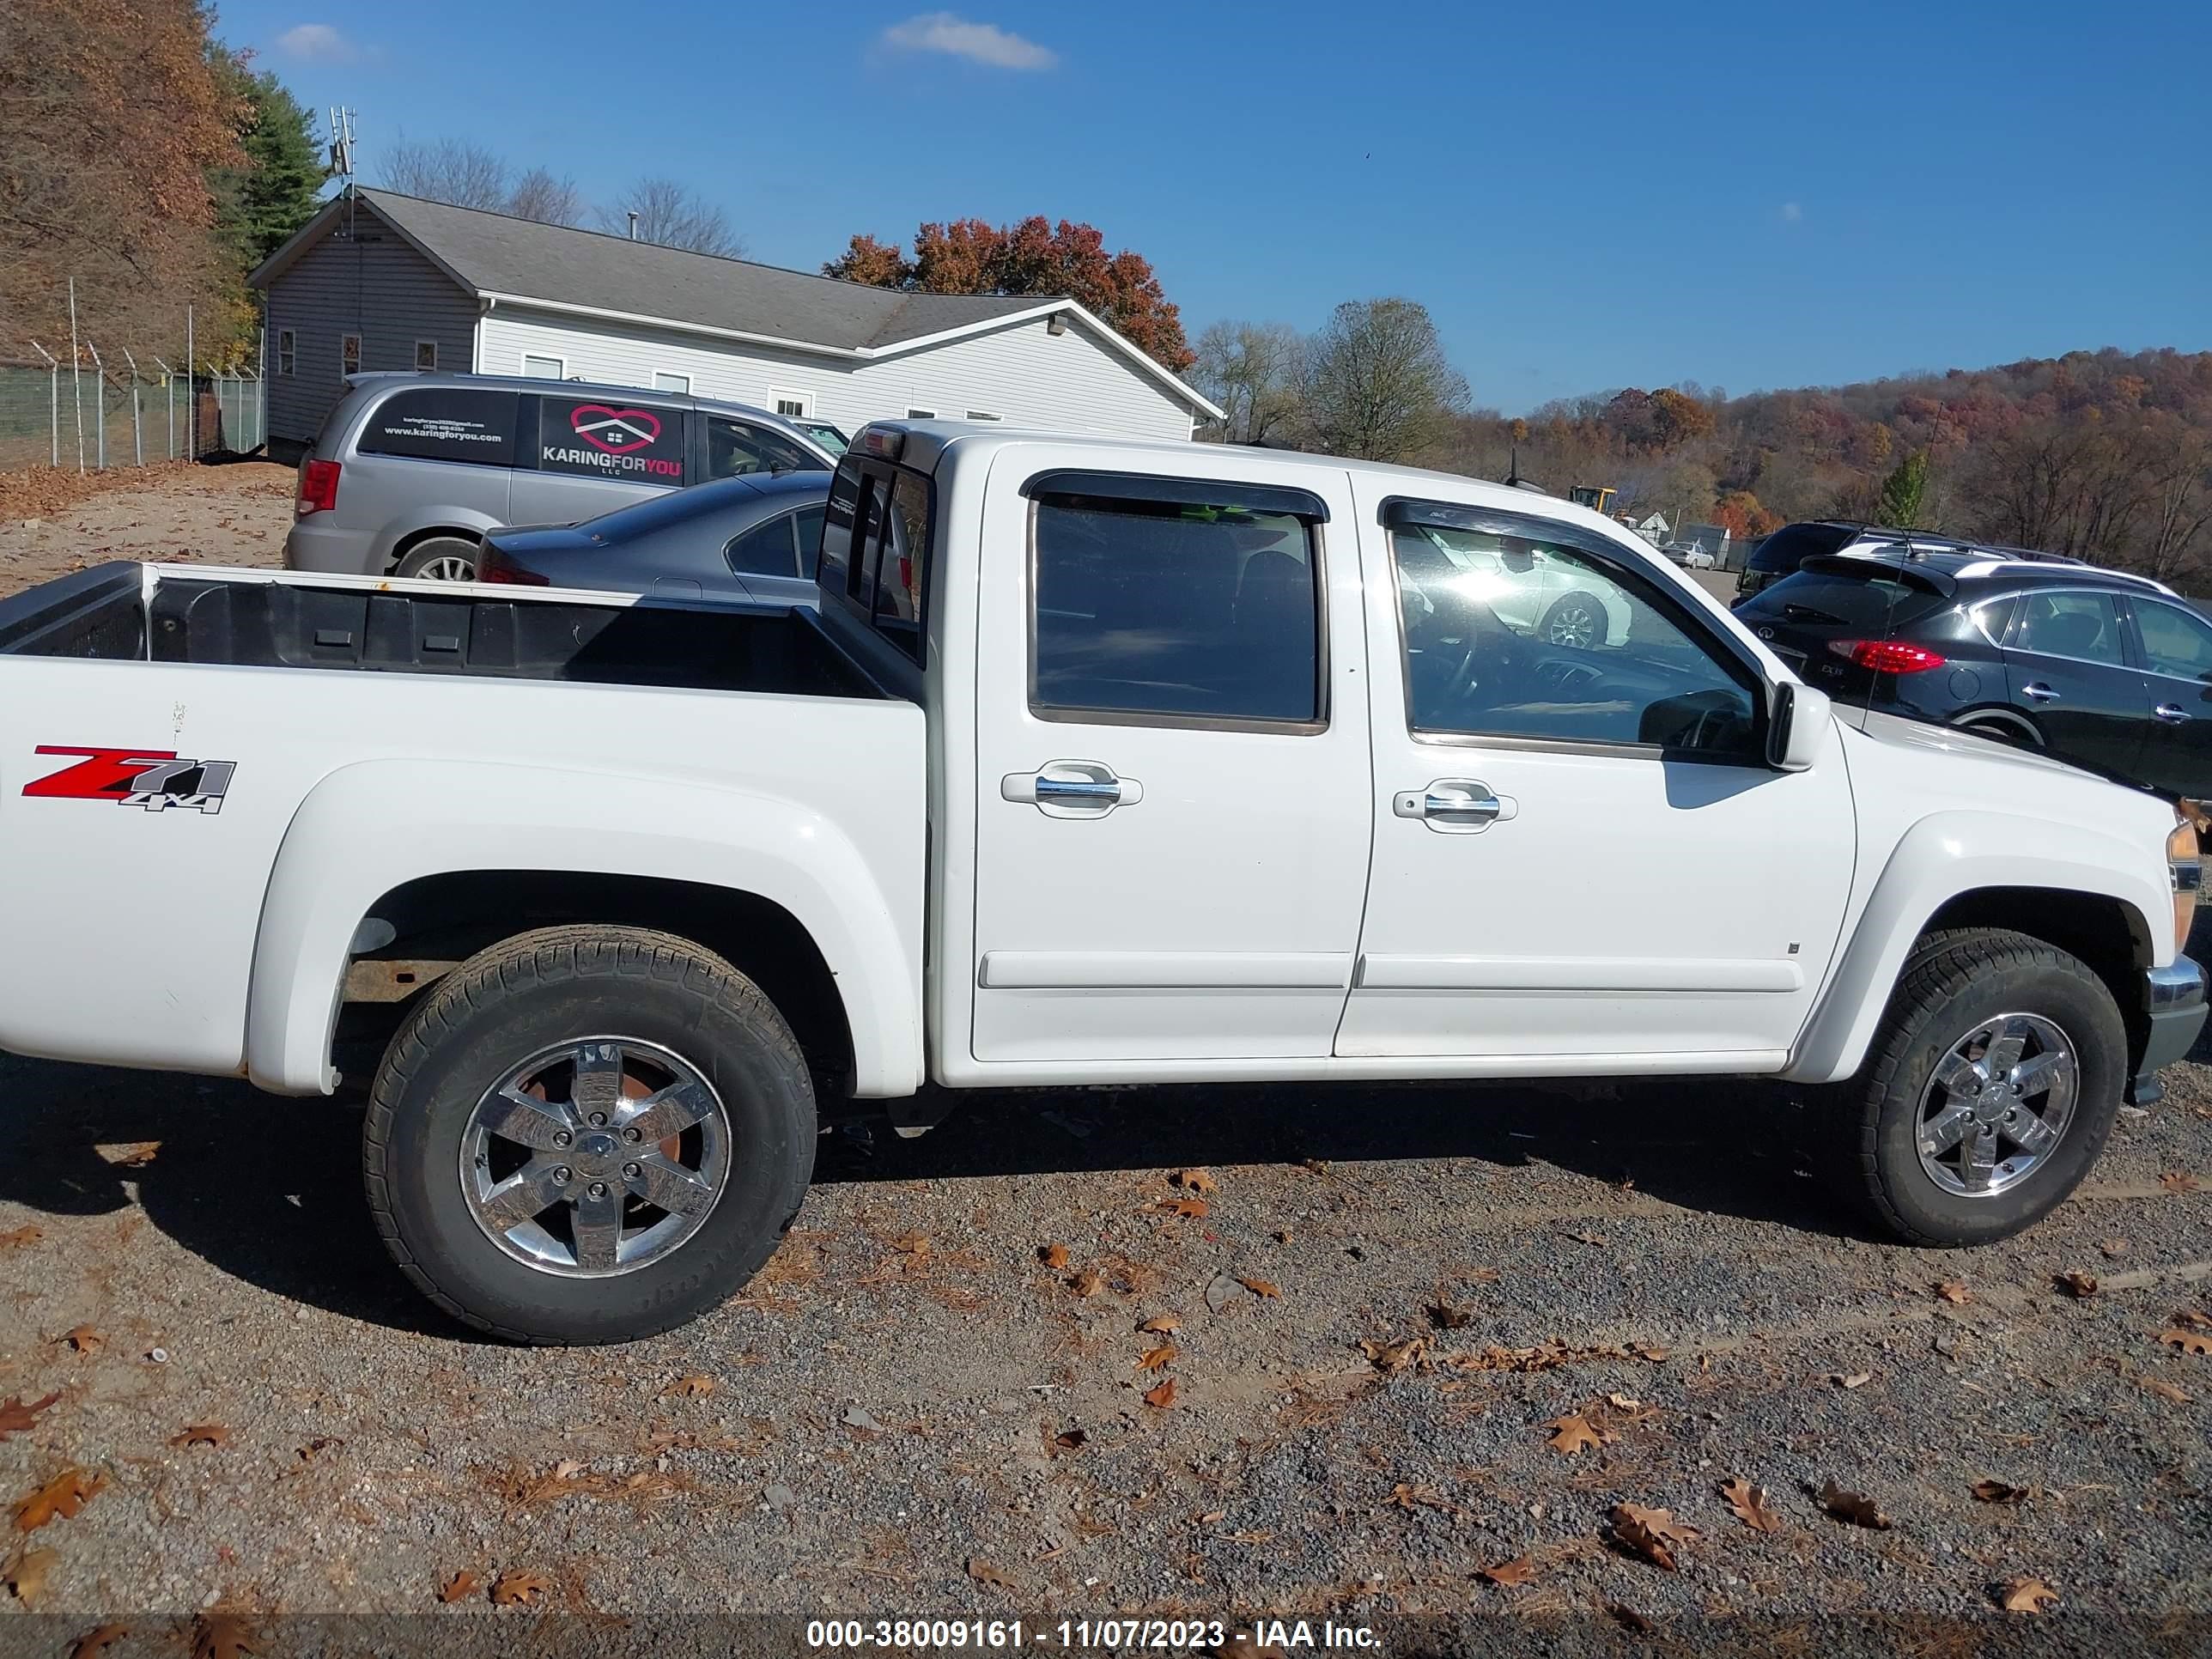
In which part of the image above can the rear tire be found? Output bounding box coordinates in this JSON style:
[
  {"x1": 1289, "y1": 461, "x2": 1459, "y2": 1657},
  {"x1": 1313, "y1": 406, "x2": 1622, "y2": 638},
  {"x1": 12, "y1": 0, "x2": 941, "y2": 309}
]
[
  {"x1": 363, "y1": 926, "x2": 816, "y2": 1344},
  {"x1": 392, "y1": 536, "x2": 480, "y2": 581},
  {"x1": 1540, "y1": 591, "x2": 1606, "y2": 650},
  {"x1": 1843, "y1": 927, "x2": 2124, "y2": 1246}
]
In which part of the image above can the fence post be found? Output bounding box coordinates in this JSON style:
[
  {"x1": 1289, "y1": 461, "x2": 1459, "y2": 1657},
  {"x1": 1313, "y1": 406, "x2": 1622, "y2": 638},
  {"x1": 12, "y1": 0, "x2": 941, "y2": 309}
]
[
  {"x1": 69, "y1": 278, "x2": 85, "y2": 473},
  {"x1": 185, "y1": 306, "x2": 194, "y2": 459},
  {"x1": 206, "y1": 362, "x2": 225, "y2": 453},
  {"x1": 120, "y1": 345, "x2": 143, "y2": 467},
  {"x1": 242, "y1": 368, "x2": 262, "y2": 453},
  {"x1": 29, "y1": 342, "x2": 58, "y2": 468},
  {"x1": 84, "y1": 340, "x2": 106, "y2": 471},
  {"x1": 153, "y1": 357, "x2": 173, "y2": 460}
]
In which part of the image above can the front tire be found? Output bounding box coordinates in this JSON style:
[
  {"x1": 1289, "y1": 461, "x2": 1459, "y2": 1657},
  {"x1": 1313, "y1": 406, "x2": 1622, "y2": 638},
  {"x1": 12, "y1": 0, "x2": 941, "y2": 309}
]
[
  {"x1": 1844, "y1": 927, "x2": 2124, "y2": 1246},
  {"x1": 364, "y1": 926, "x2": 815, "y2": 1344}
]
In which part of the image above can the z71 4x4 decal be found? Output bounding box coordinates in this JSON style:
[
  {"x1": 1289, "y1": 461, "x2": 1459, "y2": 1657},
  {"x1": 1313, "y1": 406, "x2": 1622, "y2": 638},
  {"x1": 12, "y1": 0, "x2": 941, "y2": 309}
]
[{"x1": 21, "y1": 745, "x2": 236, "y2": 815}]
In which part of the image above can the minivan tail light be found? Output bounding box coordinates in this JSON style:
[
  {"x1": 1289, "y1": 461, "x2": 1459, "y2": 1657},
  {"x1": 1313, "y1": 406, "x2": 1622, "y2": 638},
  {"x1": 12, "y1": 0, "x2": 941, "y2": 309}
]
[
  {"x1": 296, "y1": 459, "x2": 340, "y2": 517},
  {"x1": 1830, "y1": 638, "x2": 1946, "y2": 673}
]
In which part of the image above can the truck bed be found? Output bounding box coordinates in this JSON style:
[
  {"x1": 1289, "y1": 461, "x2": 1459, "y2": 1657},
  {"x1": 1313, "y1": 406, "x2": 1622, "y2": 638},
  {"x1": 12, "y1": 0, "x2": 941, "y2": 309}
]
[{"x1": 0, "y1": 562, "x2": 887, "y2": 701}]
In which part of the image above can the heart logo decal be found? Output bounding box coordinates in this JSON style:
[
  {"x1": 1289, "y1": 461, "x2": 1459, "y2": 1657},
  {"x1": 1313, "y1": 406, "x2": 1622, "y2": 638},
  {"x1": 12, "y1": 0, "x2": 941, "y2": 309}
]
[{"x1": 568, "y1": 404, "x2": 662, "y2": 456}]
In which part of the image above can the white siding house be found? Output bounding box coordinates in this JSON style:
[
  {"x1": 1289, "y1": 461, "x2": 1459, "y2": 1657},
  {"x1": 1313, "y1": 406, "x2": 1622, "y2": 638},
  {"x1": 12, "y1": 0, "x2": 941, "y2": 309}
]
[{"x1": 250, "y1": 189, "x2": 1218, "y2": 455}]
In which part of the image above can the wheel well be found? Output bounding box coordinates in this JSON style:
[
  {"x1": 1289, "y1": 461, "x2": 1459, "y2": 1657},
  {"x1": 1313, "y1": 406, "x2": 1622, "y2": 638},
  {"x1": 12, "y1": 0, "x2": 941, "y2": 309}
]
[
  {"x1": 343, "y1": 870, "x2": 854, "y2": 1097},
  {"x1": 387, "y1": 525, "x2": 483, "y2": 572},
  {"x1": 1920, "y1": 885, "x2": 2149, "y2": 1053},
  {"x1": 1950, "y1": 707, "x2": 2043, "y2": 746}
]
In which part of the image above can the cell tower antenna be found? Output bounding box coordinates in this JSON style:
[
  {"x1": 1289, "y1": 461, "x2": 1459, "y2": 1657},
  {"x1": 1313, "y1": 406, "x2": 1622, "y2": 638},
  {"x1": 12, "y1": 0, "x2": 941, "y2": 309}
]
[{"x1": 327, "y1": 106, "x2": 357, "y2": 182}]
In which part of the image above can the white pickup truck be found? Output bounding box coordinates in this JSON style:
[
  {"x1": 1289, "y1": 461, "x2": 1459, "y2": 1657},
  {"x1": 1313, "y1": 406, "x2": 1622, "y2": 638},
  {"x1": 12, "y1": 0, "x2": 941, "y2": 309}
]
[{"x1": 0, "y1": 423, "x2": 2202, "y2": 1344}]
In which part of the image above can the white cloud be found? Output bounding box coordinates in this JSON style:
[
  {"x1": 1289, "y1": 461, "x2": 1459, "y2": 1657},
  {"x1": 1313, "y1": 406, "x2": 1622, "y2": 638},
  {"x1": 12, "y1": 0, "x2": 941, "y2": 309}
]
[
  {"x1": 276, "y1": 23, "x2": 362, "y2": 62},
  {"x1": 1778, "y1": 201, "x2": 1804, "y2": 223},
  {"x1": 880, "y1": 12, "x2": 1058, "y2": 70}
]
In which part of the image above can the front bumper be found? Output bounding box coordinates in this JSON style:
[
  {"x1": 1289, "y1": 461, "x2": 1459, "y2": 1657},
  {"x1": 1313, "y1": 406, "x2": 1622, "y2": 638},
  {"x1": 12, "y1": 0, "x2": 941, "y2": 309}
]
[{"x1": 2127, "y1": 957, "x2": 2207, "y2": 1104}]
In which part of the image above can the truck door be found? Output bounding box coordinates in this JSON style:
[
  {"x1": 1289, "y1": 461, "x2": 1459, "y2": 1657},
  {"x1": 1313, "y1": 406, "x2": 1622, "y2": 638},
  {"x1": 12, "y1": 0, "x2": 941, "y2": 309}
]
[
  {"x1": 1342, "y1": 484, "x2": 1856, "y2": 1062},
  {"x1": 969, "y1": 454, "x2": 1371, "y2": 1066}
]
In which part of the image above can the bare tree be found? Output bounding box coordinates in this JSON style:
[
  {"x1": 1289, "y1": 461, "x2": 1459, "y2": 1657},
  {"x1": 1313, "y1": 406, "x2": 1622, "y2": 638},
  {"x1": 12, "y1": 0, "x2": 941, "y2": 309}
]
[
  {"x1": 599, "y1": 178, "x2": 744, "y2": 257},
  {"x1": 1193, "y1": 320, "x2": 1307, "y2": 445},
  {"x1": 379, "y1": 137, "x2": 512, "y2": 210},
  {"x1": 1304, "y1": 299, "x2": 1469, "y2": 463},
  {"x1": 505, "y1": 167, "x2": 586, "y2": 226}
]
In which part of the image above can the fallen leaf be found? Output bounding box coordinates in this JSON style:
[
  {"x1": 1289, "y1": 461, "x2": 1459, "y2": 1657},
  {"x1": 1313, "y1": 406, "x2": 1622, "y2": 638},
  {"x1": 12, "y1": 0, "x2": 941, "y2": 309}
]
[
  {"x1": 1039, "y1": 1243, "x2": 1069, "y2": 1270},
  {"x1": 1972, "y1": 1479, "x2": 2029, "y2": 1504},
  {"x1": 2175, "y1": 1310, "x2": 2212, "y2": 1328},
  {"x1": 437, "y1": 1570, "x2": 482, "y2": 1604},
  {"x1": 1605, "y1": 1602, "x2": 1652, "y2": 1635},
  {"x1": 2160, "y1": 1327, "x2": 2212, "y2": 1356},
  {"x1": 5, "y1": 1547, "x2": 55, "y2": 1606},
  {"x1": 191, "y1": 1613, "x2": 256, "y2": 1659},
  {"x1": 1934, "y1": 1281, "x2": 1971, "y2": 1304},
  {"x1": 1052, "y1": 1428, "x2": 1086, "y2": 1451},
  {"x1": 1143, "y1": 1377, "x2": 1178, "y2": 1409},
  {"x1": 1157, "y1": 1196, "x2": 1209, "y2": 1219},
  {"x1": 170, "y1": 1423, "x2": 230, "y2": 1449},
  {"x1": 1818, "y1": 1480, "x2": 1892, "y2": 1530},
  {"x1": 1479, "y1": 1556, "x2": 1535, "y2": 1587},
  {"x1": 1426, "y1": 1299, "x2": 1475, "y2": 1330},
  {"x1": 0, "y1": 1226, "x2": 39, "y2": 1249},
  {"x1": 1719, "y1": 1476, "x2": 1783, "y2": 1532},
  {"x1": 1237, "y1": 1275, "x2": 1280, "y2": 1299},
  {"x1": 891, "y1": 1232, "x2": 932, "y2": 1256},
  {"x1": 1359, "y1": 1336, "x2": 1425, "y2": 1375},
  {"x1": 1139, "y1": 1315, "x2": 1182, "y2": 1334},
  {"x1": 59, "y1": 1327, "x2": 101, "y2": 1354},
  {"x1": 1612, "y1": 1502, "x2": 1701, "y2": 1570},
  {"x1": 68, "y1": 1624, "x2": 129, "y2": 1659},
  {"x1": 1998, "y1": 1575, "x2": 2060, "y2": 1613},
  {"x1": 489, "y1": 1569, "x2": 549, "y2": 1606},
  {"x1": 0, "y1": 1392, "x2": 62, "y2": 1440},
  {"x1": 2159, "y1": 1171, "x2": 2200, "y2": 1195},
  {"x1": 2142, "y1": 1376, "x2": 2193, "y2": 1404},
  {"x1": 1170, "y1": 1169, "x2": 1219, "y2": 1194},
  {"x1": 14, "y1": 1468, "x2": 106, "y2": 1532},
  {"x1": 1069, "y1": 1269, "x2": 1104, "y2": 1297},
  {"x1": 1825, "y1": 1371, "x2": 1874, "y2": 1389},
  {"x1": 1546, "y1": 1413, "x2": 1611, "y2": 1455},
  {"x1": 2054, "y1": 1271, "x2": 2099, "y2": 1298},
  {"x1": 2100, "y1": 1238, "x2": 2129, "y2": 1258},
  {"x1": 107, "y1": 1141, "x2": 160, "y2": 1168},
  {"x1": 660, "y1": 1375, "x2": 716, "y2": 1399},
  {"x1": 966, "y1": 1557, "x2": 1017, "y2": 1592},
  {"x1": 1136, "y1": 1345, "x2": 1177, "y2": 1372}
]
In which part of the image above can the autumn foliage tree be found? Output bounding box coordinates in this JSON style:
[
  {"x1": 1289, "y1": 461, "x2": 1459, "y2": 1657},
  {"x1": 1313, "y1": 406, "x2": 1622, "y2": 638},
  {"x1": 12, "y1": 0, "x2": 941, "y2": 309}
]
[{"x1": 823, "y1": 218, "x2": 1194, "y2": 373}]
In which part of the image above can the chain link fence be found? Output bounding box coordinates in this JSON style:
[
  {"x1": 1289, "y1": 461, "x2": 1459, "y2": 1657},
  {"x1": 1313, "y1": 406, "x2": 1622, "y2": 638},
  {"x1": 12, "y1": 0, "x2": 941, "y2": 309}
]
[{"x1": 3, "y1": 303, "x2": 266, "y2": 474}]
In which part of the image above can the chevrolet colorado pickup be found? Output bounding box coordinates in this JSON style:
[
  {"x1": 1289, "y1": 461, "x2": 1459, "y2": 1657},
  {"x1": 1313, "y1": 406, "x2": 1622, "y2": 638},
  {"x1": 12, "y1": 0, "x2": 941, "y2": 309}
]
[{"x1": 1, "y1": 422, "x2": 2202, "y2": 1344}]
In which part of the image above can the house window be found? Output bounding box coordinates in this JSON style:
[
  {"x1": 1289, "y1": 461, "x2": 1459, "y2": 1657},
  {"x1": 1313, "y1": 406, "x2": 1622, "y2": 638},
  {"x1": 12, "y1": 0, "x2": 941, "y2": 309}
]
[
  {"x1": 521, "y1": 354, "x2": 565, "y2": 379},
  {"x1": 341, "y1": 333, "x2": 362, "y2": 376},
  {"x1": 277, "y1": 329, "x2": 295, "y2": 376},
  {"x1": 966, "y1": 409, "x2": 1002, "y2": 422},
  {"x1": 414, "y1": 340, "x2": 437, "y2": 371},
  {"x1": 770, "y1": 388, "x2": 811, "y2": 418},
  {"x1": 653, "y1": 372, "x2": 691, "y2": 393},
  {"x1": 906, "y1": 407, "x2": 938, "y2": 419}
]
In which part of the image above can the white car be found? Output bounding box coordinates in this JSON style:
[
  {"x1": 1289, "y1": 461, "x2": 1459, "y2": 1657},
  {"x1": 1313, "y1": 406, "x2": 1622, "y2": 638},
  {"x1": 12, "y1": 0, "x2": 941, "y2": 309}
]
[
  {"x1": 0, "y1": 420, "x2": 2201, "y2": 1343},
  {"x1": 1665, "y1": 541, "x2": 1717, "y2": 568}
]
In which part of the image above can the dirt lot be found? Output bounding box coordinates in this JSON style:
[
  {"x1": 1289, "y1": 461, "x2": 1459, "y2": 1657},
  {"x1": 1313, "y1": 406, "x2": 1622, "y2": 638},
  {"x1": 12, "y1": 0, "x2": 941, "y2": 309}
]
[
  {"x1": 1, "y1": 471, "x2": 2209, "y2": 1652},
  {"x1": 0, "y1": 461, "x2": 291, "y2": 591}
]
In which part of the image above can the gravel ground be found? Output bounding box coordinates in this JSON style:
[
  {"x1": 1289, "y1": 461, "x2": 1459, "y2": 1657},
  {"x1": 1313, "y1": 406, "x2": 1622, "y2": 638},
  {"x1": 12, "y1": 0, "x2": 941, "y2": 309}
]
[{"x1": 1, "y1": 471, "x2": 2209, "y2": 1652}]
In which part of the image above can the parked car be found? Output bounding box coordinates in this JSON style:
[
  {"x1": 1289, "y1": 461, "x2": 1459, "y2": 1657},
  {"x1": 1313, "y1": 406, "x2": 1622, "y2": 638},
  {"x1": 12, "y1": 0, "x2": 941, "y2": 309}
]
[
  {"x1": 284, "y1": 373, "x2": 835, "y2": 582},
  {"x1": 1735, "y1": 548, "x2": 2210, "y2": 797},
  {"x1": 793, "y1": 418, "x2": 850, "y2": 457},
  {"x1": 1663, "y1": 542, "x2": 1717, "y2": 569},
  {"x1": 1395, "y1": 520, "x2": 1632, "y2": 647},
  {"x1": 0, "y1": 420, "x2": 2201, "y2": 1343},
  {"x1": 477, "y1": 471, "x2": 831, "y2": 606},
  {"x1": 1735, "y1": 520, "x2": 2083, "y2": 600}
]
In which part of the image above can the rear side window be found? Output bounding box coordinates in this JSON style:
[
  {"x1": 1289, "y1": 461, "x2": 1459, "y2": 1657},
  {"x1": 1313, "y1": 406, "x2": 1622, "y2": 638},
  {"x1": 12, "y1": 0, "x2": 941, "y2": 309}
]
[
  {"x1": 704, "y1": 415, "x2": 817, "y2": 479},
  {"x1": 532, "y1": 394, "x2": 686, "y2": 485},
  {"x1": 1029, "y1": 476, "x2": 1324, "y2": 726},
  {"x1": 726, "y1": 513, "x2": 801, "y2": 578},
  {"x1": 356, "y1": 388, "x2": 519, "y2": 465}
]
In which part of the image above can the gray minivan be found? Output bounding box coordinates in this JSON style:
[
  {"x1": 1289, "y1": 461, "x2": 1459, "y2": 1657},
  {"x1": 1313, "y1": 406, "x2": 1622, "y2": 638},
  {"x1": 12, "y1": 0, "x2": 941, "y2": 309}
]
[{"x1": 283, "y1": 373, "x2": 835, "y2": 580}]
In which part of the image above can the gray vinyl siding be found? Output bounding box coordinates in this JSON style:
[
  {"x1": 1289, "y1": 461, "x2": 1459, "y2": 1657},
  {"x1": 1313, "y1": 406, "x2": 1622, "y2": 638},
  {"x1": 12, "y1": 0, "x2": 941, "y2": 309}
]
[{"x1": 262, "y1": 210, "x2": 478, "y2": 447}]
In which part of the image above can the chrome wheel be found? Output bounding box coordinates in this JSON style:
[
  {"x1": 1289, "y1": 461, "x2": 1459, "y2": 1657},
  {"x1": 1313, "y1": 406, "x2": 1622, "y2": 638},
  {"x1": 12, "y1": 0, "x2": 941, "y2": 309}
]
[
  {"x1": 1915, "y1": 1012, "x2": 2078, "y2": 1197},
  {"x1": 415, "y1": 552, "x2": 476, "y2": 581},
  {"x1": 459, "y1": 1037, "x2": 730, "y2": 1277},
  {"x1": 1545, "y1": 599, "x2": 1600, "y2": 649}
]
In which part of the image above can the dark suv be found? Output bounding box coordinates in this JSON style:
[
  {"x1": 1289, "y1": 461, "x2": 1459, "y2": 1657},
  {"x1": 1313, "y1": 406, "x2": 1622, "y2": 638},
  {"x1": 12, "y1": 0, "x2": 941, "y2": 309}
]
[
  {"x1": 1735, "y1": 546, "x2": 2212, "y2": 799},
  {"x1": 1735, "y1": 520, "x2": 2083, "y2": 600}
]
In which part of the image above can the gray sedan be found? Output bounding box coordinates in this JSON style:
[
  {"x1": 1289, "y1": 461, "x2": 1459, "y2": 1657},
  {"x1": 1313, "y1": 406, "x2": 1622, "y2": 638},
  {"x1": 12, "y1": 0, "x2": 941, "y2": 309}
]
[{"x1": 475, "y1": 471, "x2": 830, "y2": 605}]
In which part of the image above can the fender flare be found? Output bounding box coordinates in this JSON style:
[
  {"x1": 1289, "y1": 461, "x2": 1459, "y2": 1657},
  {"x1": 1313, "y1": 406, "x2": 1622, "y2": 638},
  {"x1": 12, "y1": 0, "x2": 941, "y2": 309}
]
[
  {"x1": 244, "y1": 757, "x2": 922, "y2": 1098},
  {"x1": 1784, "y1": 809, "x2": 2164, "y2": 1085},
  {"x1": 368, "y1": 507, "x2": 506, "y2": 573}
]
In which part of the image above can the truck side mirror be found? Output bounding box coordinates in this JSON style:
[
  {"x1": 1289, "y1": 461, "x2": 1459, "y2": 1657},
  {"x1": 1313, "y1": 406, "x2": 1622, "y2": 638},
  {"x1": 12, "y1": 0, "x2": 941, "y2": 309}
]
[{"x1": 1768, "y1": 681, "x2": 1832, "y2": 772}]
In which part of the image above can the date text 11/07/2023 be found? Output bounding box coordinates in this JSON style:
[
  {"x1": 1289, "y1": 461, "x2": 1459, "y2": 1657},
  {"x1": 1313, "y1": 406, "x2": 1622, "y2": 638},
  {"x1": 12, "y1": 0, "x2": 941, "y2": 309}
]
[{"x1": 804, "y1": 1619, "x2": 1382, "y2": 1651}]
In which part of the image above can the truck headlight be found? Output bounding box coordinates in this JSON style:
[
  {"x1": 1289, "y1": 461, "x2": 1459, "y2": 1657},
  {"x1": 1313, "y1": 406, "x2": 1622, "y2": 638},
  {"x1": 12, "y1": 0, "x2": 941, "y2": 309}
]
[{"x1": 2171, "y1": 816, "x2": 2201, "y2": 951}]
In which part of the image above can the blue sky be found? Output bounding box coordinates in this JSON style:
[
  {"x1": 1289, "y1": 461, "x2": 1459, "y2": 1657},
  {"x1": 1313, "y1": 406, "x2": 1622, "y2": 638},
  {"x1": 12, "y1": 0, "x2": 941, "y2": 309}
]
[{"x1": 223, "y1": 0, "x2": 2210, "y2": 411}]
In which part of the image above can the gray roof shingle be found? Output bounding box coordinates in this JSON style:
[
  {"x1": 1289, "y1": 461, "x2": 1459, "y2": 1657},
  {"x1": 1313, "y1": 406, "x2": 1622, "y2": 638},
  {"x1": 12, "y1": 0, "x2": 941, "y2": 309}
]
[{"x1": 351, "y1": 189, "x2": 1052, "y2": 350}]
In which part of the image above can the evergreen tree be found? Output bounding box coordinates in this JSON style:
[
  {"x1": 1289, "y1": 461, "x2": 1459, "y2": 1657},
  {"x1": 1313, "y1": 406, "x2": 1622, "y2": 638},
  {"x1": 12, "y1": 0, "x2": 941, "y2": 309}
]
[
  {"x1": 213, "y1": 58, "x2": 326, "y2": 269},
  {"x1": 1876, "y1": 448, "x2": 1931, "y2": 530}
]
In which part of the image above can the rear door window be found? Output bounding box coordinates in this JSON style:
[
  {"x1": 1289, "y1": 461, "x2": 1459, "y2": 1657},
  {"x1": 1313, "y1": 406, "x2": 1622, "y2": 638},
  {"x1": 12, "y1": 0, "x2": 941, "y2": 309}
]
[
  {"x1": 356, "y1": 388, "x2": 519, "y2": 465},
  {"x1": 704, "y1": 416, "x2": 817, "y2": 478},
  {"x1": 532, "y1": 394, "x2": 687, "y2": 485},
  {"x1": 726, "y1": 513, "x2": 801, "y2": 578},
  {"x1": 2134, "y1": 600, "x2": 2212, "y2": 681},
  {"x1": 2008, "y1": 590, "x2": 2126, "y2": 666}
]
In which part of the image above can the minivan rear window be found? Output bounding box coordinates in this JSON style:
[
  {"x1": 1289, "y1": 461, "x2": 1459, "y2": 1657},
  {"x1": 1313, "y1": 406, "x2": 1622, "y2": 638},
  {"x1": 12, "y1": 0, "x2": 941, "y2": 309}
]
[
  {"x1": 357, "y1": 388, "x2": 519, "y2": 465},
  {"x1": 533, "y1": 394, "x2": 686, "y2": 486}
]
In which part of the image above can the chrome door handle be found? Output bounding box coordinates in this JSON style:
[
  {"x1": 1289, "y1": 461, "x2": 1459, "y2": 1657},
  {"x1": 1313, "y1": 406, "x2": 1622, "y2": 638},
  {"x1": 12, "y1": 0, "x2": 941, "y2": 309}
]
[
  {"x1": 2021, "y1": 682, "x2": 2059, "y2": 702},
  {"x1": 1393, "y1": 779, "x2": 1518, "y2": 834},
  {"x1": 2156, "y1": 703, "x2": 2191, "y2": 724},
  {"x1": 1002, "y1": 760, "x2": 1143, "y2": 817}
]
